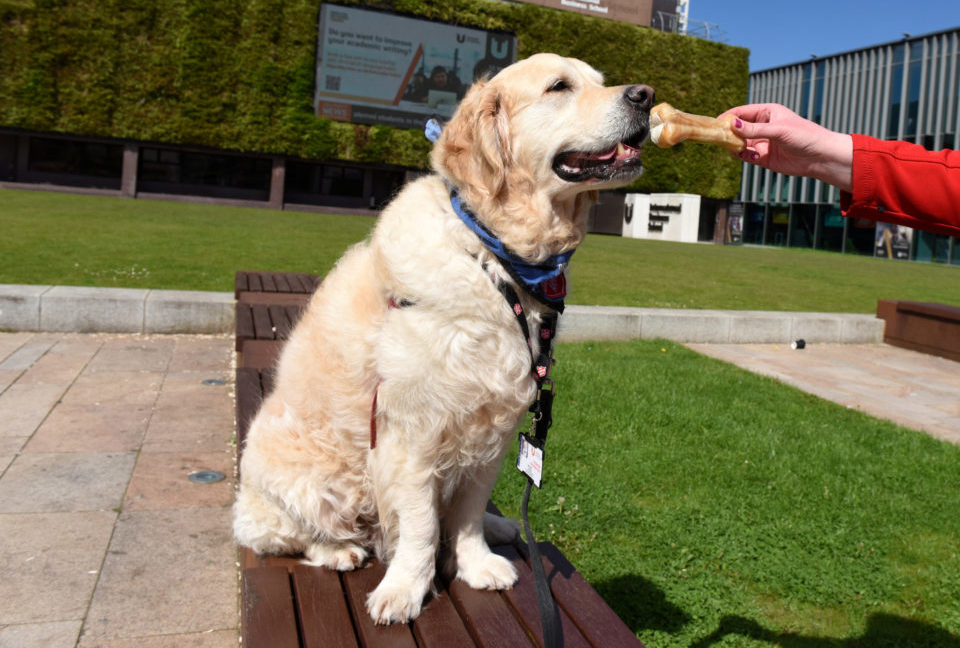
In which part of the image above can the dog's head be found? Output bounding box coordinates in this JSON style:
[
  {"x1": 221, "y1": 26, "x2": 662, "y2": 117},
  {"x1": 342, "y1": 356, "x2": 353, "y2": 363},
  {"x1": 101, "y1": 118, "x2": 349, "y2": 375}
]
[{"x1": 432, "y1": 53, "x2": 653, "y2": 260}]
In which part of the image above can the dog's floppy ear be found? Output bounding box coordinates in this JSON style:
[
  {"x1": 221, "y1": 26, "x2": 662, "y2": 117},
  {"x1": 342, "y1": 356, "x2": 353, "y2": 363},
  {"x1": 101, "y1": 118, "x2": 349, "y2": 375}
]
[{"x1": 432, "y1": 80, "x2": 511, "y2": 202}]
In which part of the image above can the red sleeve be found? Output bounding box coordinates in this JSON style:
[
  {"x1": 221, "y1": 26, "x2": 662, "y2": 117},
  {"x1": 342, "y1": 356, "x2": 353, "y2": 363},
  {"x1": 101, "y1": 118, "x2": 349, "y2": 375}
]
[{"x1": 840, "y1": 134, "x2": 960, "y2": 238}]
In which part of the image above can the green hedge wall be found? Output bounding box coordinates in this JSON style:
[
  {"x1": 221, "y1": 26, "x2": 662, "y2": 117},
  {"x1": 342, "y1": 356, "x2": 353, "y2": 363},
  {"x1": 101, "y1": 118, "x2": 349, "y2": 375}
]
[{"x1": 0, "y1": 0, "x2": 749, "y2": 198}]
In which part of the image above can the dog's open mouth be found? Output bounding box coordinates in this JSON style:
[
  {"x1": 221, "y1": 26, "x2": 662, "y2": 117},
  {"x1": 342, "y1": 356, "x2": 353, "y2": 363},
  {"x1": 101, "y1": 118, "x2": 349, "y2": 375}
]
[{"x1": 552, "y1": 128, "x2": 648, "y2": 183}]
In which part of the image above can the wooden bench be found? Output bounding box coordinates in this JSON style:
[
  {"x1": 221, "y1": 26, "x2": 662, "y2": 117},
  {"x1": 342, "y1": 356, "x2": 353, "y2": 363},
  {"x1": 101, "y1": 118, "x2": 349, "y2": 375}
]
[
  {"x1": 235, "y1": 270, "x2": 646, "y2": 648},
  {"x1": 876, "y1": 300, "x2": 960, "y2": 363}
]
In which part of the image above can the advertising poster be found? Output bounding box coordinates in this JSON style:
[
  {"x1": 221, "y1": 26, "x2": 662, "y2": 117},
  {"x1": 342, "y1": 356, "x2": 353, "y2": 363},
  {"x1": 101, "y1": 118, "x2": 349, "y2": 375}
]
[
  {"x1": 874, "y1": 222, "x2": 913, "y2": 260},
  {"x1": 315, "y1": 4, "x2": 517, "y2": 129}
]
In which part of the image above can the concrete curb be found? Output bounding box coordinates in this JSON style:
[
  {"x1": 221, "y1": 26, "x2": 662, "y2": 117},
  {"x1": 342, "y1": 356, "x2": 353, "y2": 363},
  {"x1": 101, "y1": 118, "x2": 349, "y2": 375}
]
[
  {"x1": 0, "y1": 284, "x2": 885, "y2": 343},
  {"x1": 0, "y1": 284, "x2": 235, "y2": 335},
  {"x1": 558, "y1": 305, "x2": 884, "y2": 344}
]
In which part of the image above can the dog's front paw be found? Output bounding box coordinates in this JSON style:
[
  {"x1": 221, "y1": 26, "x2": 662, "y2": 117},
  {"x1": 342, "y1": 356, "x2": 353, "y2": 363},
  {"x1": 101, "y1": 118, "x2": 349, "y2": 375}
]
[
  {"x1": 457, "y1": 551, "x2": 518, "y2": 591},
  {"x1": 304, "y1": 542, "x2": 368, "y2": 571},
  {"x1": 366, "y1": 575, "x2": 429, "y2": 625}
]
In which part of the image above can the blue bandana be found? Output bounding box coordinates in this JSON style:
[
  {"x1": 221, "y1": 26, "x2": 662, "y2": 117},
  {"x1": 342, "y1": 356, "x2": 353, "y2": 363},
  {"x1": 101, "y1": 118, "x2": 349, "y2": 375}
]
[{"x1": 425, "y1": 119, "x2": 572, "y2": 307}]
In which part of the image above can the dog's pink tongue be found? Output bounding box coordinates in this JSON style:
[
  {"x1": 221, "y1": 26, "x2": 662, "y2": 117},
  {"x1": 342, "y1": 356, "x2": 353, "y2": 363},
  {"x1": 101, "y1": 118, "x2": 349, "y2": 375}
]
[{"x1": 569, "y1": 147, "x2": 617, "y2": 167}]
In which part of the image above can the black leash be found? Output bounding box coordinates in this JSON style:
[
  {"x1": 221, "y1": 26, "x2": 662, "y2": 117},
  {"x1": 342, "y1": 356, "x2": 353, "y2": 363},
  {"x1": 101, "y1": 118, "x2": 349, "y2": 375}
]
[
  {"x1": 497, "y1": 280, "x2": 564, "y2": 648},
  {"x1": 523, "y1": 479, "x2": 563, "y2": 647}
]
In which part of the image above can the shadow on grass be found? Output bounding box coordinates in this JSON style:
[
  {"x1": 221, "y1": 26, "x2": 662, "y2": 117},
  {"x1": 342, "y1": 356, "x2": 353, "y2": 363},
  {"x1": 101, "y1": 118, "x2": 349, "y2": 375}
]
[
  {"x1": 593, "y1": 574, "x2": 690, "y2": 635},
  {"x1": 591, "y1": 575, "x2": 959, "y2": 647},
  {"x1": 690, "y1": 613, "x2": 960, "y2": 648}
]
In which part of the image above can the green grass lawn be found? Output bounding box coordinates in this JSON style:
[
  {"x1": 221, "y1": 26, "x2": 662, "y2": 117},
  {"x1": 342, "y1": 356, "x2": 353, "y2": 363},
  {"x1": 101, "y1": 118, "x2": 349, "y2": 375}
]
[
  {"x1": 0, "y1": 188, "x2": 376, "y2": 291},
  {"x1": 492, "y1": 340, "x2": 960, "y2": 647},
  {"x1": 3, "y1": 187, "x2": 959, "y2": 312}
]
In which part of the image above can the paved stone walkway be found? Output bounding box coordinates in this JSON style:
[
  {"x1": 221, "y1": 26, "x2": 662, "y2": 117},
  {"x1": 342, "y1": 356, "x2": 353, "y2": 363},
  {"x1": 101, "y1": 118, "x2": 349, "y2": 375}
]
[
  {"x1": 688, "y1": 342, "x2": 960, "y2": 445},
  {"x1": 0, "y1": 332, "x2": 237, "y2": 648}
]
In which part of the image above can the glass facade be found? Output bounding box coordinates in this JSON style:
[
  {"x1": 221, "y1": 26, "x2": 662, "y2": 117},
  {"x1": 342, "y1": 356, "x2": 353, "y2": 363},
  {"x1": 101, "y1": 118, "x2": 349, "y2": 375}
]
[
  {"x1": 138, "y1": 147, "x2": 273, "y2": 200},
  {"x1": 741, "y1": 28, "x2": 960, "y2": 265}
]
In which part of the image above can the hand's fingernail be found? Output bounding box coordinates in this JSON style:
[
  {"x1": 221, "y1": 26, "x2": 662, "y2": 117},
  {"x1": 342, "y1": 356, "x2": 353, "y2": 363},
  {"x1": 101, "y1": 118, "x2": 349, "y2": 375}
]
[
  {"x1": 734, "y1": 119, "x2": 743, "y2": 129},
  {"x1": 751, "y1": 152, "x2": 760, "y2": 161}
]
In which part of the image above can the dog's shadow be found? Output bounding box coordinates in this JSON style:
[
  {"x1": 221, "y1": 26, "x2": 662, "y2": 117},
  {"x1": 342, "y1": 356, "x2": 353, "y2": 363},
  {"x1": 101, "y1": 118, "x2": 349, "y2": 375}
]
[
  {"x1": 689, "y1": 613, "x2": 960, "y2": 647},
  {"x1": 591, "y1": 573, "x2": 690, "y2": 636},
  {"x1": 591, "y1": 576, "x2": 959, "y2": 647}
]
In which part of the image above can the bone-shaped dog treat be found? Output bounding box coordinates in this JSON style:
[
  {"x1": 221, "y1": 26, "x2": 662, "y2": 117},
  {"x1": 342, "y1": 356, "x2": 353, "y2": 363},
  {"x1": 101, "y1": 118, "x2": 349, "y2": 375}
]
[{"x1": 649, "y1": 102, "x2": 746, "y2": 153}]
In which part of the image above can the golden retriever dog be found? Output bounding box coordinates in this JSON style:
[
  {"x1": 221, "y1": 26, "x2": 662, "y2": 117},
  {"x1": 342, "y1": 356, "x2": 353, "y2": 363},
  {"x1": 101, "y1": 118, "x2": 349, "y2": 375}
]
[{"x1": 233, "y1": 53, "x2": 654, "y2": 624}]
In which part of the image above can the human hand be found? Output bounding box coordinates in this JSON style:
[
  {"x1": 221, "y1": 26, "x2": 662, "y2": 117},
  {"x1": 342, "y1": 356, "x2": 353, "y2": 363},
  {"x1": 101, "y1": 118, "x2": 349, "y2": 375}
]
[{"x1": 719, "y1": 103, "x2": 853, "y2": 192}]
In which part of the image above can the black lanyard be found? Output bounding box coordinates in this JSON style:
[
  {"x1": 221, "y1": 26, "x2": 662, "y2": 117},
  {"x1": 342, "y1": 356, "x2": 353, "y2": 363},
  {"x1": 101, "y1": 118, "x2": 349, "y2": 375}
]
[{"x1": 495, "y1": 278, "x2": 563, "y2": 648}]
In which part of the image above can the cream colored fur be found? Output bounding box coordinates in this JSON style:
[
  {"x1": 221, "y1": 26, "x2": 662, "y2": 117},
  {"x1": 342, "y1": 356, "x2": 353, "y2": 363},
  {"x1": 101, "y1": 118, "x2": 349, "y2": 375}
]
[{"x1": 234, "y1": 53, "x2": 650, "y2": 625}]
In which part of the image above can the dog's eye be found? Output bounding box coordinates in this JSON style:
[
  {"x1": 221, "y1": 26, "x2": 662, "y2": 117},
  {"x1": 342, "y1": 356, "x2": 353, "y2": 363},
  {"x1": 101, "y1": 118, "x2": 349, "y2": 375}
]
[{"x1": 546, "y1": 78, "x2": 571, "y2": 93}]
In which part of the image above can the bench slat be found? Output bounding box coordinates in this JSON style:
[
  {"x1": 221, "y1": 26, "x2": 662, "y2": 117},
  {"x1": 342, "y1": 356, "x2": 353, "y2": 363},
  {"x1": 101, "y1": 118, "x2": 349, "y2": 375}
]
[
  {"x1": 448, "y1": 578, "x2": 534, "y2": 647},
  {"x1": 284, "y1": 304, "x2": 305, "y2": 335},
  {"x1": 239, "y1": 340, "x2": 281, "y2": 372},
  {"x1": 236, "y1": 304, "x2": 255, "y2": 351},
  {"x1": 537, "y1": 543, "x2": 643, "y2": 647},
  {"x1": 270, "y1": 304, "x2": 293, "y2": 339},
  {"x1": 495, "y1": 545, "x2": 592, "y2": 648},
  {"x1": 242, "y1": 567, "x2": 301, "y2": 648},
  {"x1": 261, "y1": 272, "x2": 278, "y2": 293},
  {"x1": 252, "y1": 305, "x2": 276, "y2": 340},
  {"x1": 290, "y1": 273, "x2": 309, "y2": 293},
  {"x1": 261, "y1": 368, "x2": 277, "y2": 396},
  {"x1": 412, "y1": 588, "x2": 476, "y2": 648},
  {"x1": 274, "y1": 272, "x2": 293, "y2": 293},
  {"x1": 342, "y1": 562, "x2": 419, "y2": 648},
  {"x1": 291, "y1": 565, "x2": 359, "y2": 648},
  {"x1": 294, "y1": 273, "x2": 321, "y2": 293},
  {"x1": 236, "y1": 367, "x2": 263, "y2": 458},
  {"x1": 896, "y1": 300, "x2": 960, "y2": 320},
  {"x1": 235, "y1": 272, "x2": 249, "y2": 299}
]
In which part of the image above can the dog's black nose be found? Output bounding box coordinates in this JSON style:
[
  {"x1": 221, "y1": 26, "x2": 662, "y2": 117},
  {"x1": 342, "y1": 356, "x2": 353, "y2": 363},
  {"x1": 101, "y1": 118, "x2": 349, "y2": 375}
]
[{"x1": 625, "y1": 84, "x2": 655, "y2": 112}]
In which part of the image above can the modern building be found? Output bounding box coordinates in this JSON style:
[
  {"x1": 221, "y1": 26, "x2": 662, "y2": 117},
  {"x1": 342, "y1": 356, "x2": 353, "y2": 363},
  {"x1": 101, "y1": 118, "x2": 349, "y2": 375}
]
[
  {"x1": 738, "y1": 26, "x2": 960, "y2": 265},
  {"x1": 1, "y1": 0, "x2": 745, "y2": 229}
]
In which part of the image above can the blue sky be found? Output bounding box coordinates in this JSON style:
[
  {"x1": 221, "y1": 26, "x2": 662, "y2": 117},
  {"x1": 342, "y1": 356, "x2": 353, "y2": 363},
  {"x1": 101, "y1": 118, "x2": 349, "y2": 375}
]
[{"x1": 688, "y1": 0, "x2": 960, "y2": 71}]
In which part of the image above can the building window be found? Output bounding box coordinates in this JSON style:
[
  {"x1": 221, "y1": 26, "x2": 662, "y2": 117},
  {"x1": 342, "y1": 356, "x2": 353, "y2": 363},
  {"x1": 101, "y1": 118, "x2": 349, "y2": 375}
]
[
  {"x1": 743, "y1": 204, "x2": 766, "y2": 244},
  {"x1": 138, "y1": 148, "x2": 272, "y2": 200},
  {"x1": 768, "y1": 207, "x2": 789, "y2": 246},
  {"x1": 812, "y1": 61, "x2": 826, "y2": 123},
  {"x1": 285, "y1": 160, "x2": 369, "y2": 206},
  {"x1": 323, "y1": 165, "x2": 364, "y2": 197},
  {"x1": 790, "y1": 204, "x2": 816, "y2": 248},
  {"x1": 28, "y1": 137, "x2": 123, "y2": 179},
  {"x1": 0, "y1": 134, "x2": 16, "y2": 181},
  {"x1": 846, "y1": 218, "x2": 877, "y2": 256},
  {"x1": 286, "y1": 161, "x2": 364, "y2": 197},
  {"x1": 915, "y1": 230, "x2": 951, "y2": 263},
  {"x1": 904, "y1": 43, "x2": 923, "y2": 139},
  {"x1": 886, "y1": 44, "x2": 905, "y2": 138},
  {"x1": 818, "y1": 206, "x2": 845, "y2": 252},
  {"x1": 800, "y1": 64, "x2": 812, "y2": 118}
]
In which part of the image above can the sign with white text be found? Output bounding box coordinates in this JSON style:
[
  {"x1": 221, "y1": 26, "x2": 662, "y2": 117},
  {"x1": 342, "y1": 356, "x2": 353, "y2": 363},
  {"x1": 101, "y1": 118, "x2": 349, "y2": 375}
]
[{"x1": 315, "y1": 4, "x2": 517, "y2": 129}]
